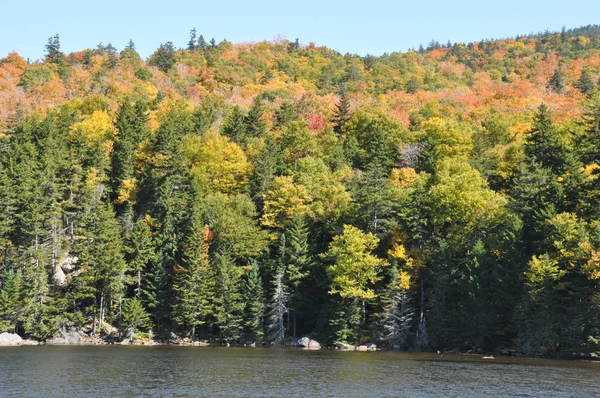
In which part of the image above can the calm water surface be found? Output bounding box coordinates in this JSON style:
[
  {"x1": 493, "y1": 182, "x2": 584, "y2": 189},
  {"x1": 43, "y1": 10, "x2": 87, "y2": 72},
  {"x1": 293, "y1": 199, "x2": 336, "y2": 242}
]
[{"x1": 0, "y1": 346, "x2": 599, "y2": 397}]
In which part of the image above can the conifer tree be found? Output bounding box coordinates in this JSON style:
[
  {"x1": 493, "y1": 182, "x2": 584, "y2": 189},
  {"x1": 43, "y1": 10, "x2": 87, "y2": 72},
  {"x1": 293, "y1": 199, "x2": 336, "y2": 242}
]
[
  {"x1": 333, "y1": 90, "x2": 351, "y2": 136},
  {"x1": 212, "y1": 249, "x2": 244, "y2": 342},
  {"x1": 525, "y1": 104, "x2": 567, "y2": 175},
  {"x1": 222, "y1": 106, "x2": 247, "y2": 143},
  {"x1": 44, "y1": 34, "x2": 64, "y2": 65},
  {"x1": 267, "y1": 267, "x2": 288, "y2": 344},
  {"x1": 173, "y1": 221, "x2": 210, "y2": 340},
  {"x1": 188, "y1": 28, "x2": 198, "y2": 51},
  {"x1": 0, "y1": 269, "x2": 24, "y2": 332},
  {"x1": 547, "y1": 69, "x2": 565, "y2": 94},
  {"x1": 575, "y1": 68, "x2": 595, "y2": 95},
  {"x1": 242, "y1": 260, "x2": 265, "y2": 342},
  {"x1": 244, "y1": 99, "x2": 267, "y2": 140}
]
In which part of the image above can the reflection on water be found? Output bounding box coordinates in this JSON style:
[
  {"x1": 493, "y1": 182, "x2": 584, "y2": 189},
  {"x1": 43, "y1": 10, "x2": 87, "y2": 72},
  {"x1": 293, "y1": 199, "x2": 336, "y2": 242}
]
[{"x1": 0, "y1": 346, "x2": 599, "y2": 397}]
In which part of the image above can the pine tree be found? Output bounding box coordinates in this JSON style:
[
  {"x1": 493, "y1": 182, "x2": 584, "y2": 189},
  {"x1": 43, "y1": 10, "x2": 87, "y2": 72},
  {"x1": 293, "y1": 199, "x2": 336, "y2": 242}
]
[
  {"x1": 125, "y1": 39, "x2": 136, "y2": 51},
  {"x1": 547, "y1": 69, "x2": 565, "y2": 94},
  {"x1": 379, "y1": 284, "x2": 414, "y2": 349},
  {"x1": 575, "y1": 69, "x2": 595, "y2": 95},
  {"x1": 248, "y1": 134, "x2": 282, "y2": 207},
  {"x1": 350, "y1": 165, "x2": 397, "y2": 238},
  {"x1": 212, "y1": 249, "x2": 244, "y2": 343},
  {"x1": 242, "y1": 260, "x2": 265, "y2": 342},
  {"x1": 173, "y1": 215, "x2": 211, "y2": 339},
  {"x1": 0, "y1": 269, "x2": 24, "y2": 332},
  {"x1": 44, "y1": 34, "x2": 64, "y2": 65},
  {"x1": 267, "y1": 267, "x2": 288, "y2": 344},
  {"x1": 110, "y1": 100, "x2": 149, "y2": 214},
  {"x1": 284, "y1": 215, "x2": 312, "y2": 337},
  {"x1": 525, "y1": 104, "x2": 567, "y2": 176},
  {"x1": 120, "y1": 297, "x2": 150, "y2": 341},
  {"x1": 125, "y1": 220, "x2": 156, "y2": 297},
  {"x1": 274, "y1": 101, "x2": 300, "y2": 128},
  {"x1": 149, "y1": 42, "x2": 176, "y2": 73},
  {"x1": 70, "y1": 200, "x2": 127, "y2": 335},
  {"x1": 333, "y1": 90, "x2": 351, "y2": 136},
  {"x1": 244, "y1": 99, "x2": 267, "y2": 140},
  {"x1": 198, "y1": 35, "x2": 208, "y2": 52},
  {"x1": 222, "y1": 106, "x2": 247, "y2": 143},
  {"x1": 188, "y1": 28, "x2": 198, "y2": 51}
]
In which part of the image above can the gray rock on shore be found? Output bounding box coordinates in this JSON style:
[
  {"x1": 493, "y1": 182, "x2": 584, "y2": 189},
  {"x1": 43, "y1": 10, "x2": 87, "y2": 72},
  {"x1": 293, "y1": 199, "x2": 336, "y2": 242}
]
[
  {"x1": 335, "y1": 342, "x2": 354, "y2": 350},
  {"x1": 294, "y1": 337, "x2": 321, "y2": 350},
  {"x1": 0, "y1": 332, "x2": 23, "y2": 346},
  {"x1": 46, "y1": 323, "x2": 85, "y2": 345}
]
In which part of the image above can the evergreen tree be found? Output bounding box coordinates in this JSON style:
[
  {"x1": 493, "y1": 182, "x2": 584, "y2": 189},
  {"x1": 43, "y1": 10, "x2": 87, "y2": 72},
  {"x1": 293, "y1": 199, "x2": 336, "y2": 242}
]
[
  {"x1": 173, "y1": 221, "x2": 210, "y2": 340},
  {"x1": 248, "y1": 134, "x2": 282, "y2": 207},
  {"x1": 575, "y1": 69, "x2": 595, "y2": 95},
  {"x1": 0, "y1": 269, "x2": 24, "y2": 332},
  {"x1": 120, "y1": 297, "x2": 150, "y2": 341},
  {"x1": 524, "y1": 104, "x2": 567, "y2": 175},
  {"x1": 333, "y1": 90, "x2": 351, "y2": 136},
  {"x1": 244, "y1": 99, "x2": 267, "y2": 140},
  {"x1": 242, "y1": 260, "x2": 265, "y2": 342},
  {"x1": 44, "y1": 34, "x2": 64, "y2": 65},
  {"x1": 125, "y1": 220, "x2": 156, "y2": 297},
  {"x1": 377, "y1": 266, "x2": 414, "y2": 349},
  {"x1": 149, "y1": 42, "x2": 176, "y2": 73},
  {"x1": 274, "y1": 101, "x2": 300, "y2": 128},
  {"x1": 188, "y1": 28, "x2": 198, "y2": 51},
  {"x1": 222, "y1": 106, "x2": 247, "y2": 143},
  {"x1": 198, "y1": 35, "x2": 208, "y2": 52},
  {"x1": 267, "y1": 267, "x2": 288, "y2": 344},
  {"x1": 212, "y1": 249, "x2": 244, "y2": 342},
  {"x1": 547, "y1": 68, "x2": 565, "y2": 94}
]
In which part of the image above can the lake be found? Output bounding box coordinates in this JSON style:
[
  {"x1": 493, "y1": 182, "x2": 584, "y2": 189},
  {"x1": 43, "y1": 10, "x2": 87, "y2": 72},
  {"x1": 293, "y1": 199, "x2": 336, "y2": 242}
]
[{"x1": 0, "y1": 346, "x2": 599, "y2": 397}]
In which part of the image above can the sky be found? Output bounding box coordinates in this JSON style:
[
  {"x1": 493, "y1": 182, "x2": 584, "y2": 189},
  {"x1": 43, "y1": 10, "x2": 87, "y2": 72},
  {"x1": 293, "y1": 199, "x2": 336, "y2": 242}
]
[{"x1": 2, "y1": 0, "x2": 600, "y2": 61}]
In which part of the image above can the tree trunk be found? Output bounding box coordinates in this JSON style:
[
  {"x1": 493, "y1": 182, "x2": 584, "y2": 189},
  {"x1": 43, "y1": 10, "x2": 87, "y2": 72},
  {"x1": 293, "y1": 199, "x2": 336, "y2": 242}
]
[
  {"x1": 293, "y1": 314, "x2": 297, "y2": 339},
  {"x1": 99, "y1": 294, "x2": 105, "y2": 332}
]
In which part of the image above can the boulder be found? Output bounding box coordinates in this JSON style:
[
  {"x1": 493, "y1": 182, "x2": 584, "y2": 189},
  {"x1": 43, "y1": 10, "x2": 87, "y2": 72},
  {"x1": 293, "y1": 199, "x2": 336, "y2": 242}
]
[
  {"x1": 52, "y1": 255, "x2": 79, "y2": 287},
  {"x1": 356, "y1": 345, "x2": 368, "y2": 351},
  {"x1": 46, "y1": 322, "x2": 85, "y2": 345},
  {"x1": 294, "y1": 337, "x2": 321, "y2": 350},
  {"x1": 392, "y1": 344, "x2": 401, "y2": 351},
  {"x1": 335, "y1": 342, "x2": 354, "y2": 350},
  {"x1": 366, "y1": 343, "x2": 377, "y2": 351},
  {"x1": 0, "y1": 332, "x2": 22, "y2": 346}
]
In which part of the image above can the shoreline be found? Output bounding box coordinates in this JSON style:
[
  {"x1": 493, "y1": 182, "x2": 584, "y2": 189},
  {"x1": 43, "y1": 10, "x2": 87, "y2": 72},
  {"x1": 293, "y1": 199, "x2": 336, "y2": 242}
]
[{"x1": 2, "y1": 338, "x2": 599, "y2": 363}]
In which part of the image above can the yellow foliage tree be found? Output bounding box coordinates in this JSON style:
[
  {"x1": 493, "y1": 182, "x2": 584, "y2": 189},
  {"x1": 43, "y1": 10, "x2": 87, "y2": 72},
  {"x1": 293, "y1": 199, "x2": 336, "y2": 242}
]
[
  {"x1": 261, "y1": 176, "x2": 313, "y2": 229},
  {"x1": 181, "y1": 131, "x2": 253, "y2": 194}
]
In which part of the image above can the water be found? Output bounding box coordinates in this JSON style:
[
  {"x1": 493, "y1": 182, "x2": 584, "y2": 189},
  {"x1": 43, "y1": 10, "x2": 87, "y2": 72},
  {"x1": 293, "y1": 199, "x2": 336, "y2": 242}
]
[{"x1": 1, "y1": 346, "x2": 599, "y2": 397}]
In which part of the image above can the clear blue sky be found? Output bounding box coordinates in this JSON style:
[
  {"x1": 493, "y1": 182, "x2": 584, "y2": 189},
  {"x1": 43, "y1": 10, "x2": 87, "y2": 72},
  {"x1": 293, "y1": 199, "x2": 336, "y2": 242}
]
[{"x1": 2, "y1": 0, "x2": 600, "y2": 61}]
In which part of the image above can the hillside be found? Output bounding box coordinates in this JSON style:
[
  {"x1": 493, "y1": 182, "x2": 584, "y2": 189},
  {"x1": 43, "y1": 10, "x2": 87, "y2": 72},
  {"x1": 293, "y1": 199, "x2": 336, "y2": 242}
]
[{"x1": 1, "y1": 26, "x2": 600, "y2": 353}]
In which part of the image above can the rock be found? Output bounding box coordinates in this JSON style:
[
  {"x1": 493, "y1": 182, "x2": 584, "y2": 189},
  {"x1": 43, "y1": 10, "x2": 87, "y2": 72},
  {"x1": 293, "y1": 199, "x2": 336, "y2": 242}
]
[
  {"x1": 52, "y1": 255, "x2": 79, "y2": 286},
  {"x1": 46, "y1": 322, "x2": 85, "y2": 345},
  {"x1": 482, "y1": 355, "x2": 495, "y2": 360},
  {"x1": 21, "y1": 339, "x2": 40, "y2": 346},
  {"x1": 366, "y1": 343, "x2": 377, "y2": 351},
  {"x1": 392, "y1": 344, "x2": 401, "y2": 351},
  {"x1": 0, "y1": 332, "x2": 22, "y2": 346},
  {"x1": 335, "y1": 342, "x2": 354, "y2": 350},
  {"x1": 356, "y1": 345, "x2": 368, "y2": 352},
  {"x1": 294, "y1": 337, "x2": 321, "y2": 350}
]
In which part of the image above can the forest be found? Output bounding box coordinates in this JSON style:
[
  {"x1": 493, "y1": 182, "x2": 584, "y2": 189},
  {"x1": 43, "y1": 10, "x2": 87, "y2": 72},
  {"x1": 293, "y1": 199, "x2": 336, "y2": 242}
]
[{"x1": 1, "y1": 25, "x2": 600, "y2": 355}]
